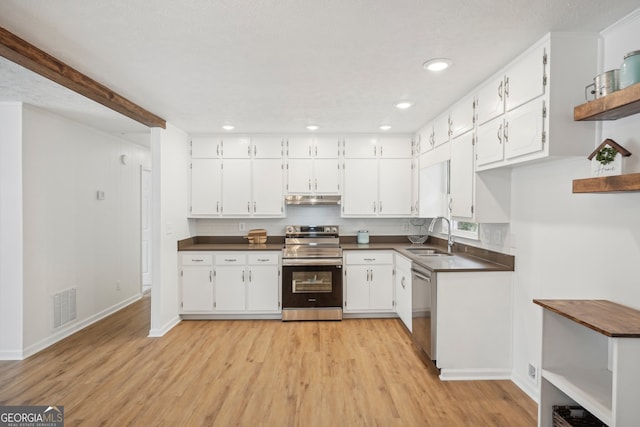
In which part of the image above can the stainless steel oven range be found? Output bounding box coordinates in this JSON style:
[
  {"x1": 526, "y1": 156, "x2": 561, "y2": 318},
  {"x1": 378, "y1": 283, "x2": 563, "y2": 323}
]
[{"x1": 281, "y1": 225, "x2": 343, "y2": 321}]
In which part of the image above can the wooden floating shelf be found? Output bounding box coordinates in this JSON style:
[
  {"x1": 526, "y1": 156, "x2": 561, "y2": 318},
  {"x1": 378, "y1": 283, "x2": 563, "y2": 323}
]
[
  {"x1": 573, "y1": 172, "x2": 640, "y2": 193},
  {"x1": 574, "y1": 81, "x2": 640, "y2": 121}
]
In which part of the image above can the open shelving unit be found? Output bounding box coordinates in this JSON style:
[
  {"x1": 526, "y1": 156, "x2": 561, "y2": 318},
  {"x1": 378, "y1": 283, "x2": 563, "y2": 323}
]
[
  {"x1": 534, "y1": 299, "x2": 640, "y2": 427},
  {"x1": 573, "y1": 82, "x2": 640, "y2": 193}
]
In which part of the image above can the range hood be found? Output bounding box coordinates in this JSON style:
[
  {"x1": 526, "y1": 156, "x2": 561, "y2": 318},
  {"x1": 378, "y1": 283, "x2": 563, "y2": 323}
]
[{"x1": 284, "y1": 195, "x2": 341, "y2": 205}]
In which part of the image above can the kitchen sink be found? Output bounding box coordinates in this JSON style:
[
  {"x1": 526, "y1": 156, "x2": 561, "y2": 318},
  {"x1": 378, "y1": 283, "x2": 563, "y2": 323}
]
[{"x1": 405, "y1": 247, "x2": 451, "y2": 256}]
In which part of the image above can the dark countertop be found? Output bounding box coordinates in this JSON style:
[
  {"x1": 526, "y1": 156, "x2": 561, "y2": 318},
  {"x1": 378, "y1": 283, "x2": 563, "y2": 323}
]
[
  {"x1": 178, "y1": 235, "x2": 514, "y2": 273},
  {"x1": 341, "y1": 242, "x2": 513, "y2": 272}
]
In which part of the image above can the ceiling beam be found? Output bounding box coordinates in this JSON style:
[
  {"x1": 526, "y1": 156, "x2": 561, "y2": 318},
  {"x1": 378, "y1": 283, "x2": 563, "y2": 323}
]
[{"x1": 0, "y1": 26, "x2": 166, "y2": 129}]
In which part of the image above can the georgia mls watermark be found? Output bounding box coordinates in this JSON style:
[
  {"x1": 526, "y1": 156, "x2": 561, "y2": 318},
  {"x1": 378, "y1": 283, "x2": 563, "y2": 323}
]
[{"x1": 0, "y1": 406, "x2": 64, "y2": 427}]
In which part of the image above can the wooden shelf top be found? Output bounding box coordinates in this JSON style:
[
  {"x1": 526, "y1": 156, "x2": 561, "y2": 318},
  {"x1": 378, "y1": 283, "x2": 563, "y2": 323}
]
[
  {"x1": 534, "y1": 299, "x2": 640, "y2": 337},
  {"x1": 572, "y1": 172, "x2": 640, "y2": 193},
  {"x1": 574, "y1": 82, "x2": 640, "y2": 121}
]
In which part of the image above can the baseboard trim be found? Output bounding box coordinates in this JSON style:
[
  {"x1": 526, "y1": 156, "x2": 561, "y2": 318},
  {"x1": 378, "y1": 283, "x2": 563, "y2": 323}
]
[
  {"x1": 148, "y1": 315, "x2": 181, "y2": 337},
  {"x1": 21, "y1": 293, "x2": 142, "y2": 360},
  {"x1": 511, "y1": 372, "x2": 540, "y2": 403},
  {"x1": 439, "y1": 368, "x2": 512, "y2": 381},
  {"x1": 0, "y1": 350, "x2": 24, "y2": 360},
  {"x1": 180, "y1": 313, "x2": 282, "y2": 320}
]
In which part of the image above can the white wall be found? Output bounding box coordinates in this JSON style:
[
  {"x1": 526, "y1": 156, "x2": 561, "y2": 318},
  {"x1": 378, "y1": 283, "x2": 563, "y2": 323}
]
[
  {"x1": 149, "y1": 123, "x2": 192, "y2": 336},
  {"x1": 510, "y1": 9, "x2": 640, "y2": 399},
  {"x1": 0, "y1": 103, "x2": 24, "y2": 359},
  {"x1": 194, "y1": 207, "x2": 417, "y2": 238},
  {"x1": 20, "y1": 105, "x2": 150, "y2": 357}
]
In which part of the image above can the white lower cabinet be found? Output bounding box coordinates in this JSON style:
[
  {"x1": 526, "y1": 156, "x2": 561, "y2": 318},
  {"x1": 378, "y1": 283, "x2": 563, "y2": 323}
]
[
  {"x1": 435, "y1": 271, "x2": 512, "y2": 380},
  {"x1": 180, "y1": 253, "x2": 214, "y2": 313},
  {"x1": 344, "y1": 251, "x2": 394, "y2": 314},
  {"x1": 180, "y1": 251, "x2": 281, "y2": 317},
  {"x1": 394, "y1": 254, "x2": 412, "y2": 332}
]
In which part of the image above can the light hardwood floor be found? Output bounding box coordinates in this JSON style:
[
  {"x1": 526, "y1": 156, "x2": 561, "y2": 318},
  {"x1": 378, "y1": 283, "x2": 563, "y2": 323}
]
[{"x1": 0, "y1": 295, "x2": 537, "y2": 426}]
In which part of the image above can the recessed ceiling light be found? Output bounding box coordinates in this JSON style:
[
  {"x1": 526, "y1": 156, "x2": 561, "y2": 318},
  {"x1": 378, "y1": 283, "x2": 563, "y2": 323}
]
[
  {"x1": 379, "y1": 125, "x2": 391, "y2": 131},
  {"x1": 306, "y1": 125, "x2": 319, "y2": 131},
  {"x1": 395, "y1": 102, "x2": 413, "y2": 110},
  {"x1": 222, "y1": 125, "x2": 235, "y2": 131},
  {"x1": 423, "y1": 58, "x2": 452, "y2": 72}
]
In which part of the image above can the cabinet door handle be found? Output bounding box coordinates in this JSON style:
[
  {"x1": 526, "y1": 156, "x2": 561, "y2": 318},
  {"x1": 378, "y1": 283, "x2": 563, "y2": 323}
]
[
  {"x1": 373, "y1": 202, "x2": 376, "y2": 213},
  {"x1": 216, "y1": 201, "x2": 219, "y2": 213},
  {"x1": 497, "y1": 123, "x2": 503, "y2": 144},
  {"x1": 242, "y1": 270, "x2": 245, "y2": 282},
  {"x1": 192, "y1": 259, "x2": 204, "y2": 262},
  {"x1": 308, "y1": 179, "x2": 311, "y2": 190},
  {"x1": 314, "y1": 179, "x2": 318, "y2": 191},
  {"x1": 249, "y1": 270, "x2": 252, "y2": 282},
  {"x1": 253, "y1": 202, "x2": 256, "y2": 212},
  {"x1": 504, "y1": 121, "x2": 509, "y2": 143},
  {"x1": 401, "y1": 277, "x2": 405, "y2": 289},
  {"x1": 254, "y1": 145, "x2": 257, "y2": 156},
  {"x1": 498, "y1": 80, "x2": 503, "y2": 100},
  {"x1": 309, "y1": 145, "x2": 312, "y2": 157},
  {"x1": 366, "y1": 269, "x2": 370, "y2": 281},
  {"x1": 370, "y1": 269, "x2": 374, "y2": 281},
  {"x1": 315, "y1": 145, "x2": 318, "y2": 157},
  {"x1": 224, "y1": 258, "x2": 237, "y2": 262},
  {"x1": 504, "y1": 76, "x2": 510, "y2": 98},
  {"x1": 379, "y1": 201, "x2": 382, "y2": 213},
  {"x1": 209, "y1": 271, "x2": 213, "y2": 282}
]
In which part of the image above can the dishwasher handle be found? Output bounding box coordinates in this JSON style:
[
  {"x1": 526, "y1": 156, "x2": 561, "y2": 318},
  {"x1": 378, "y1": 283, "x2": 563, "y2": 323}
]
[{"x1": 411, "y1": 267, "x2": 432, "y2": 282}]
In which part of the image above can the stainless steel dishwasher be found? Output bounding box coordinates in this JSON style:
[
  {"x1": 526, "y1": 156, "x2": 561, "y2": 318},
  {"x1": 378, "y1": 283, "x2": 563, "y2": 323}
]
[{"x1": 411, "y1": 263, "x2": 437, "y2": 364}]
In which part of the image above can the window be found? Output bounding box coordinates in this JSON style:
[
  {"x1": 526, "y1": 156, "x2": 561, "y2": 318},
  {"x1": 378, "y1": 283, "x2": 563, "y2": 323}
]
[{"x1": 451, "y1": 220, "x2": 479, "y2": 240}]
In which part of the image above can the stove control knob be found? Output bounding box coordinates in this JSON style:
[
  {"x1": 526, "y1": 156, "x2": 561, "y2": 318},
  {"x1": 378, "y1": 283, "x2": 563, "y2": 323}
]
[
  {"x1": 331, "y1": 227, "x2": 338, "y2": 234},
  {"x1": 286, "y1": 226, "x2": 294, "y2": 234}
]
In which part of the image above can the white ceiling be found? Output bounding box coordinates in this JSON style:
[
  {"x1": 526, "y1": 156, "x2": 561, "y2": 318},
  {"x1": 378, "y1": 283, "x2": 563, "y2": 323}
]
[{"x1": 1, "y1": 0, "x2": 639, "y2": 136}]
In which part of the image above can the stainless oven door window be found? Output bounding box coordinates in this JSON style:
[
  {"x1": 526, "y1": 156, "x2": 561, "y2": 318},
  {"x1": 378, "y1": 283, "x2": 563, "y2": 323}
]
[{"x1": 292, "y1": 271, "x2": 332, "y2": 293}]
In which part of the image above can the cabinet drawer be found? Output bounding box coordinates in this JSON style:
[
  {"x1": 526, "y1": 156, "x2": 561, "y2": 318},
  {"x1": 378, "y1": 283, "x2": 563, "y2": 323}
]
[
  {"x1": 345, "y1": 251, "x2": 393, "y2": 264},
  {"x1": 248, "y1": 253, "x2": 279, "y2": 265},
  {"x1": 182, "y1": 253, "x2": 213, "y2": 265},
  {"x1": 215, "y1": 254, "x2": 247, "y2": 265}
]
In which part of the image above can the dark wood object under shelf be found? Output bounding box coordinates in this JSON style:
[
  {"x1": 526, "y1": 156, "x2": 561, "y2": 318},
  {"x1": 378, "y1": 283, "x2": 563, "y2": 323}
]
[
  {"x1": 574, "y1": 81, "x2": 640, "y2": 121},
  {"x1": 534, "y1": 299, "x2": 640, "y2": 337},
  {"x1": 572, "y1": 172, "x2": 640, "y2": 193}
]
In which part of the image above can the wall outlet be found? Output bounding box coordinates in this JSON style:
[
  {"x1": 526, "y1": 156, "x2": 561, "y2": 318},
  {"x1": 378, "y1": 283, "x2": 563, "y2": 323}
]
[
  {"x1": 528, "y1": 363, "x2": 536, "y2": 379},
  {"x1": 238, "y1": 222, "x2": 246, "y2": 231}
]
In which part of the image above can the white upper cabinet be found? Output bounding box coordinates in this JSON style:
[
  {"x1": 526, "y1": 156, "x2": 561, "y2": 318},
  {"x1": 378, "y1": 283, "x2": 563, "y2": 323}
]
[
  {"x1": 252, "y1": 158, "x2": 284, "y2": 216},
  {"x1": 418, "y1": 159, "x2": 448, "y2": 219},
  {"x1": 503, "y1": 97, "x2": 547, "y2": 161},
  {"x1": 286, "y1": 136, "x2": 315, "y2": 158},
  {"x1": 314, "y1": 137, "x2": 341, "y2": 158},
  {"x1": 378, "y1": 136, "x2": 413, "y2": 158},
  {"x1": 221, "y1": 159, "x2": 252, "y2": 215},
  {"x1": 474, "y1": 32, "x2": 597, "y2": 171},
  {"x1": 190, "y1": 158, "x2": 222, "y2": 215},
  {"x1": 504, "y1": 42, "x2": 547, "y2": 112},
  {"x1": 189, "y1": 136, "x2": 284, "y2": 217},
  {"x1": 252, "y1": 136, "x2": 283, "y2": 158},
  {"x1": 476, "y1": 75, "x2": 506, "y2": 126},
  {"x1": 191, "y1": 136, "x2": 221, "y2": 158},
  {"x1": 432, "y1": 113, "x2": 451, "y2": 148},
  {"x1": 221, "y1": 136, "x2": 252, "y2": 158},
  {"x1": 286, "y1": 136, "x2": 339, "y2": 158},
  {"x1": 449, "y1": 95, "x2": 475, "y2": 139},
  {"x1": 475, "y1": 116, "x2": 505, "y2": 168},
  {"x1": 449, "y1": 132, "x2": 475, "y2": 219},
  {"x1": 343, "y1": 136, "x2": 412, "y2": 158},
  {"x1": 343, "y1": 136, "x2": 378, "y2": 158}
]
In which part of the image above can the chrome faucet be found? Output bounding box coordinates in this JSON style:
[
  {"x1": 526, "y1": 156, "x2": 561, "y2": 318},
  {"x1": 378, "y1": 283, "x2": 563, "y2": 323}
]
[{"x1": 428, "y1": 216, "x2": 454, "y2": 253}]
